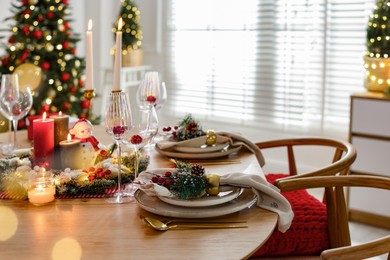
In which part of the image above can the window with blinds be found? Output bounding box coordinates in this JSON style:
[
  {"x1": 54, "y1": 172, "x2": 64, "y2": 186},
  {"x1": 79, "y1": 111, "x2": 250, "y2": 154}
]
[{"x1": 161, "y1": 0, "x2": 374, "y2": 135}]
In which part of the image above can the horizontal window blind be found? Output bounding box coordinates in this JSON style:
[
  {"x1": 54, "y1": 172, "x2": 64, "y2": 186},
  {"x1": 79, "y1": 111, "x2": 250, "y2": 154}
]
[{"x1": 161, "y1": 0, "x2": 374, "y2": 135}]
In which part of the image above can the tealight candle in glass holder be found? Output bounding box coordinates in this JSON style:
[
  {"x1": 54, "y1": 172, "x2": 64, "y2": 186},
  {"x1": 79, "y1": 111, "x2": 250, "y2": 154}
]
[{"x1": 28, "y1": 171, "x2": 56, "y2": 205}]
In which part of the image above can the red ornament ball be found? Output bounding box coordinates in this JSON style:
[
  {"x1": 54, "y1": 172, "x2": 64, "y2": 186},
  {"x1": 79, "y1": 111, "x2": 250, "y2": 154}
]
[
  {"x1": 40, "y1": 104, "x2": 50, "y2": 113},
  {"x1": 1, "y1": 57, "x2": 9, "y2": 66},
  {"x1": 79, "y1": 79, "x2": 84, "y2": 87},
  {"x1": 80, "y1": 99, "x2": 89, "y2": 109},
  {"x1": 22, "y1": 0, "x2": 28, "y2": 5},
  {"x1": 71, "y1": 48, "x2": 76, "y2": 55},
  {"x1": 62, "y1": 102, "x2": 71, "y2": 111},
  {"x1": 47, "y1": 11, "x2": 54, "y2": 19},
  {"x1": 62, "y1": 41, "x2": 70, "y2": 50},
  {"x1": 61, "y1": 72, "x2": 70, "y2": 82},
  {"x1": 23, "y1": 25, "x2": 30, "y2": 35},
  {"x1": 8, "y1": 37, "x2": 15, "y2": 44},
  {"x1": 64, "y1": 21, "x2": 70, "y2": 29},
  {"x1": 79, "y1": 113, "x2": 87, "y2": 119},
  {"x1": 69, "y1": 86, "x2": 76, "y2": 93},
  {"x1": 38, "y1": 15, "x2": 44, "y2": 22},
  {"x1": 33, "y1": 30, "x2": 42, "y2": 39},
  {"x1": 62, "y1": 0, "x2": 68, "y2": 4},
  {"x1": 41, "y1": 61, "x2": 50, "y2": 70}
]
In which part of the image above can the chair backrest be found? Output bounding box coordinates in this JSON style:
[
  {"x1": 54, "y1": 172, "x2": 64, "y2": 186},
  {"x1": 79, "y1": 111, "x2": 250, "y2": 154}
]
[
  {"x1": 256, "y1": 137, "x2": 357, "y2": 249},
  {"x1": 256, "y1": 137, "x2": 357, "y2": 178},
  {"x1": 277, "y1": 175, "x2": 390, "y2": 259}
]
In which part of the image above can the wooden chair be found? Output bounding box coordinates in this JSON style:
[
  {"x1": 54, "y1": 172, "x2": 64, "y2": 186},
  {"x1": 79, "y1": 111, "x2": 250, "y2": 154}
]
[
  {"x1": 276, "y1": 175, "x2": 390, "y2": 260},
  {"x1": 251, "y1": 137, "x2": 357, "y2": 258}
]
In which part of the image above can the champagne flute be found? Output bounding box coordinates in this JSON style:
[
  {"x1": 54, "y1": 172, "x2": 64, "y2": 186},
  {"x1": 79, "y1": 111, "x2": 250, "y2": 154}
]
[
  {"x1": 104, "y1": 91, "x2": 133, "y2": 203},
  {"x1": 0, "y1": 74, "x2": 33, "y2": 156}
]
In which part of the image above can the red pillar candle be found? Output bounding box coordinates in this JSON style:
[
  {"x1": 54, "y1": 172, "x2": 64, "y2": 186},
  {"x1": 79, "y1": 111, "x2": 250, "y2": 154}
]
[
  {"x1": 50, "y1": 111, "x2": 69, "y2": 146},
  {"x1": 27, "y1": 115, "x2": 41, "y2": 140},
  {"x1": 33, "y1": 112, "x2": 54, "y2": 168}
]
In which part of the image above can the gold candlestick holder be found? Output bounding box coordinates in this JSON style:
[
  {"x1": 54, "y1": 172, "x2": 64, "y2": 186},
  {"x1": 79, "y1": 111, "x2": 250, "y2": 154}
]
[{"x1": 84, "y1": 89, "x2": 96, "y2": 120}]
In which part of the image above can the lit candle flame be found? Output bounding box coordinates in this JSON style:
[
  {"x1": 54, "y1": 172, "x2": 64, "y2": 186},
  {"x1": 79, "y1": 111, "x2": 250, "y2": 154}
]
[
  {"x1": 88, "y1": 19, "x2": 93, "y2": 31},
  {"x1": 59, "y1": 111, "x2": 62, "y2": 116},
  {"x1": 67, "y1": 133, "x2": 72, "y2": 142},
  {"x1": 42, "y1": 112, "x2": 47, "y2": 120},
  {"x1": 118, "y1": 18, "x2": 123, "y2": 31}
]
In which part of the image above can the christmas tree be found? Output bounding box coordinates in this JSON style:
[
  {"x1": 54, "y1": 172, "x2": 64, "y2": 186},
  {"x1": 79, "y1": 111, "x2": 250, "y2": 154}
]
[
  {"x1": 0, "y1": 0, "x2": 98, "y2": 128},
  {"x1": 366, "y1": 0, "x2": 390, "y2": 58},
  {"x1": 112, "y1": 0, "x2": 142, "y2": 55}
]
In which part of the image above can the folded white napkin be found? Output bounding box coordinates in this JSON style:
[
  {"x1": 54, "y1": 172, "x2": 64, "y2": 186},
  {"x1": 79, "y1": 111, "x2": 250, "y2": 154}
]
[
  {"x1": 156, "y1": 131, "x2": 265, "y2": 167},
  {"x1": 138, "y1": 170, "x2": 294, "y2": 233}
]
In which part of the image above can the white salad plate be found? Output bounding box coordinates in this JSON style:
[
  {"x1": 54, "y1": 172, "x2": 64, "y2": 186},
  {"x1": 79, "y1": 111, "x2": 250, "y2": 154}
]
[
  {"x1": 134, "y1": 188, "x2": 257, "y2": 218},
  {"x1": 157, "y1": 186, "x2": 242, "y2": 207}
]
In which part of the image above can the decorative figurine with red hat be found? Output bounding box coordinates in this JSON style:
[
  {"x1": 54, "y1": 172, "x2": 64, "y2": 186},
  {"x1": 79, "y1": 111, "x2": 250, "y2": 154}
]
[{"x1": 69, "y1": 119, "x2": 105, "y2": 169}]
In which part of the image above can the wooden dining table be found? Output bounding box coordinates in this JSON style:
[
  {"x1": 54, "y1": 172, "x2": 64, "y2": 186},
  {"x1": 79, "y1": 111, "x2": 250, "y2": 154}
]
[{"x1": 0, "y1": 127, "x2": 278, "y2": 260}]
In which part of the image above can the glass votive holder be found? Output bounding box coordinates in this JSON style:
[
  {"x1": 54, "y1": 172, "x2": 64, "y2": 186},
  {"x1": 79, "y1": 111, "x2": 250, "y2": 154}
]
[{"x1": 27, "y1": 172, "x2": 56, "y2": 205}]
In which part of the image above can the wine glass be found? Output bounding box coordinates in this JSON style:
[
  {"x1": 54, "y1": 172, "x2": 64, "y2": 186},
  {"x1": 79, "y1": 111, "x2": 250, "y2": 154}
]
[
  {"x1": 136, "y1": 71, "x2": 161, "y2": 110},
  {"x1": 122, "y1": 108, "x2": 158, "y2": 196},
  {"x1": 155, "y1": 81, "x2": 167, "y2": 111},
  {"x1": 104, "y1": 91, "x2": 133, "y2": 204},
  {"x1": 0, "y1": 74, "x2": 33, "y2": 156}
]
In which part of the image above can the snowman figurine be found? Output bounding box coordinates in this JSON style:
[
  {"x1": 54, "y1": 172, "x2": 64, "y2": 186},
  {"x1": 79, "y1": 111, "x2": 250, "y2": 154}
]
[{"x1": 69, "y1": 119, "x2": 104, "y2": 170}]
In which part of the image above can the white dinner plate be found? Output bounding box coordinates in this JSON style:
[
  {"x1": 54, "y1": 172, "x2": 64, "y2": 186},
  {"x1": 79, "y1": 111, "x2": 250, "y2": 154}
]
[
  {"x1": 134, "y1": 188, "x2": 257, "y2": 218},
  {"x1": 157, "y1": 186, "x2": 242, "y2": 207},
  {"x1": 155, "y1": 145, "x2": 242, "y2": 159}
]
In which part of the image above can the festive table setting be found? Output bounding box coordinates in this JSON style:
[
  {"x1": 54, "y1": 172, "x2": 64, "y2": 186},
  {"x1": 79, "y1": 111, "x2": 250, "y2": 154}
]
[{"x1": 0, "y1": 8, "x2": 293, "y2": 259}]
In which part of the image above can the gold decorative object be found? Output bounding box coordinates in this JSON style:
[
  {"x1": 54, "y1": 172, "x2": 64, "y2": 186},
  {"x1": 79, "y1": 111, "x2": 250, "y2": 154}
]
[
  {"x1": 363, "y1": 56, "x2": 390, "y2": 92},
  {"x1": 84, "y1": 89, "x2": 95, "y2": 120},
  {"x1": 122, "y1": 48, "x2": 143, "y2": 67}
]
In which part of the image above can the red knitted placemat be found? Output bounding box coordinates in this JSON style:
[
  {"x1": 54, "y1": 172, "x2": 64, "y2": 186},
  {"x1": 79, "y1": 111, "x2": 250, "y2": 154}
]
[{"x1": 252, "y1": 173, "x2": 330, "y2": 257}]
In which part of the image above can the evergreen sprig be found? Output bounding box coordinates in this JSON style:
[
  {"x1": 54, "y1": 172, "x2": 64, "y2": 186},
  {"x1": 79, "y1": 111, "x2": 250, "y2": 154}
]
[{"x1": 173, "y1": 114, "x2": 205, "y2": 141}]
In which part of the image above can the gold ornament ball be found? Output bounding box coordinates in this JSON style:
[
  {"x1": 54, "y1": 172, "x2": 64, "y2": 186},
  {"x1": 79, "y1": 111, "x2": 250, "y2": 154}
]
[
  {"x1": 13, "y1": 63, "x2": 42, "y2": 91},
  {"x1": 206, "y1": 174, "x2": 220, "y2": 196},
  {"x1": 206, "y1": 129, "x2": 217, "y2": 146}
]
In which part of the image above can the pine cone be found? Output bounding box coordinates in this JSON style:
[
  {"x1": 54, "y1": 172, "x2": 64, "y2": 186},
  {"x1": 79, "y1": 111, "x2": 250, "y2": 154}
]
[{"x1": 191, "y1": 164, "x2": 205, "y2": 176}]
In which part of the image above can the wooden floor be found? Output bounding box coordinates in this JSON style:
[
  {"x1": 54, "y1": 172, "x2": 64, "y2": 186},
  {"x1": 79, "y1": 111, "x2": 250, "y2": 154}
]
[{"x1": 350, "y1": 221, "x2": 389, "y2": 260}]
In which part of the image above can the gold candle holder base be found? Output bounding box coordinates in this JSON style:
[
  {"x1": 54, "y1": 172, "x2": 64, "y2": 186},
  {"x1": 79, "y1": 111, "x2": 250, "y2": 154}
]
[{"x1": 84, "y1": 89, "x2": 96, "y2": 120}]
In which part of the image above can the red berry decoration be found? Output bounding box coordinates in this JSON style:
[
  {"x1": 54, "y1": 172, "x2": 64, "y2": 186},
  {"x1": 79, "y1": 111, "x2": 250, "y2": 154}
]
[
  {"x1": 146, "y1": 95, "x2": 156, "y2": 103},
  {"x1": 23, "y1": 25, "x2": 30, "y2": 35},
  {"x1": 113, "y1": 125, "x2": 126, "y2": 135},
  {"x1": 38, "y1": 15, "x2": 44, "y2": 22},
  {"x1": 8, "y1": 37, "x2": 15, "y2": 44},
  {"x1": 130, "y1": 134, "x2": 143, "y2": 144},
  {"x1": 41, "y1": 61, "x2": 50, "y2": 70},
  {"x1": 165, "y1": 171, "x2": 172, "y2": 177},
  {"x1": 151, "y1": 176, "x2": 158, "y2": 183}
]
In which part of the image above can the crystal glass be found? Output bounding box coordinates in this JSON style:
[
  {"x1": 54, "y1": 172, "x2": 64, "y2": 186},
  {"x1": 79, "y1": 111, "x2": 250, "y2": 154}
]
[
  {"x1": 155, "y1": 81, "x2": 167, "y2": 111},
  {"x1": 0, "y1": 74, "x2": 33, "y2": 156},
  {"x1": 123, "y1": 107, "x2": 158, "y2": 196},
  {"x1": 136, "y1": 71, "x2": 161, "y2": 110},
  {"x1": 104, "y1": 91, "x2": 133, "y2": 203}
]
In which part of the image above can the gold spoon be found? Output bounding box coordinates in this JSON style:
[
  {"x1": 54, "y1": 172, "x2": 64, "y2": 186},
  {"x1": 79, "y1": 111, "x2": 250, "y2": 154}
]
[
  {"x1": 143, "y1": 217, "x2": 248, "y2": 231},
  {"x1": 142, "y1": 216, "x2": 246, "y2": 225}
]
